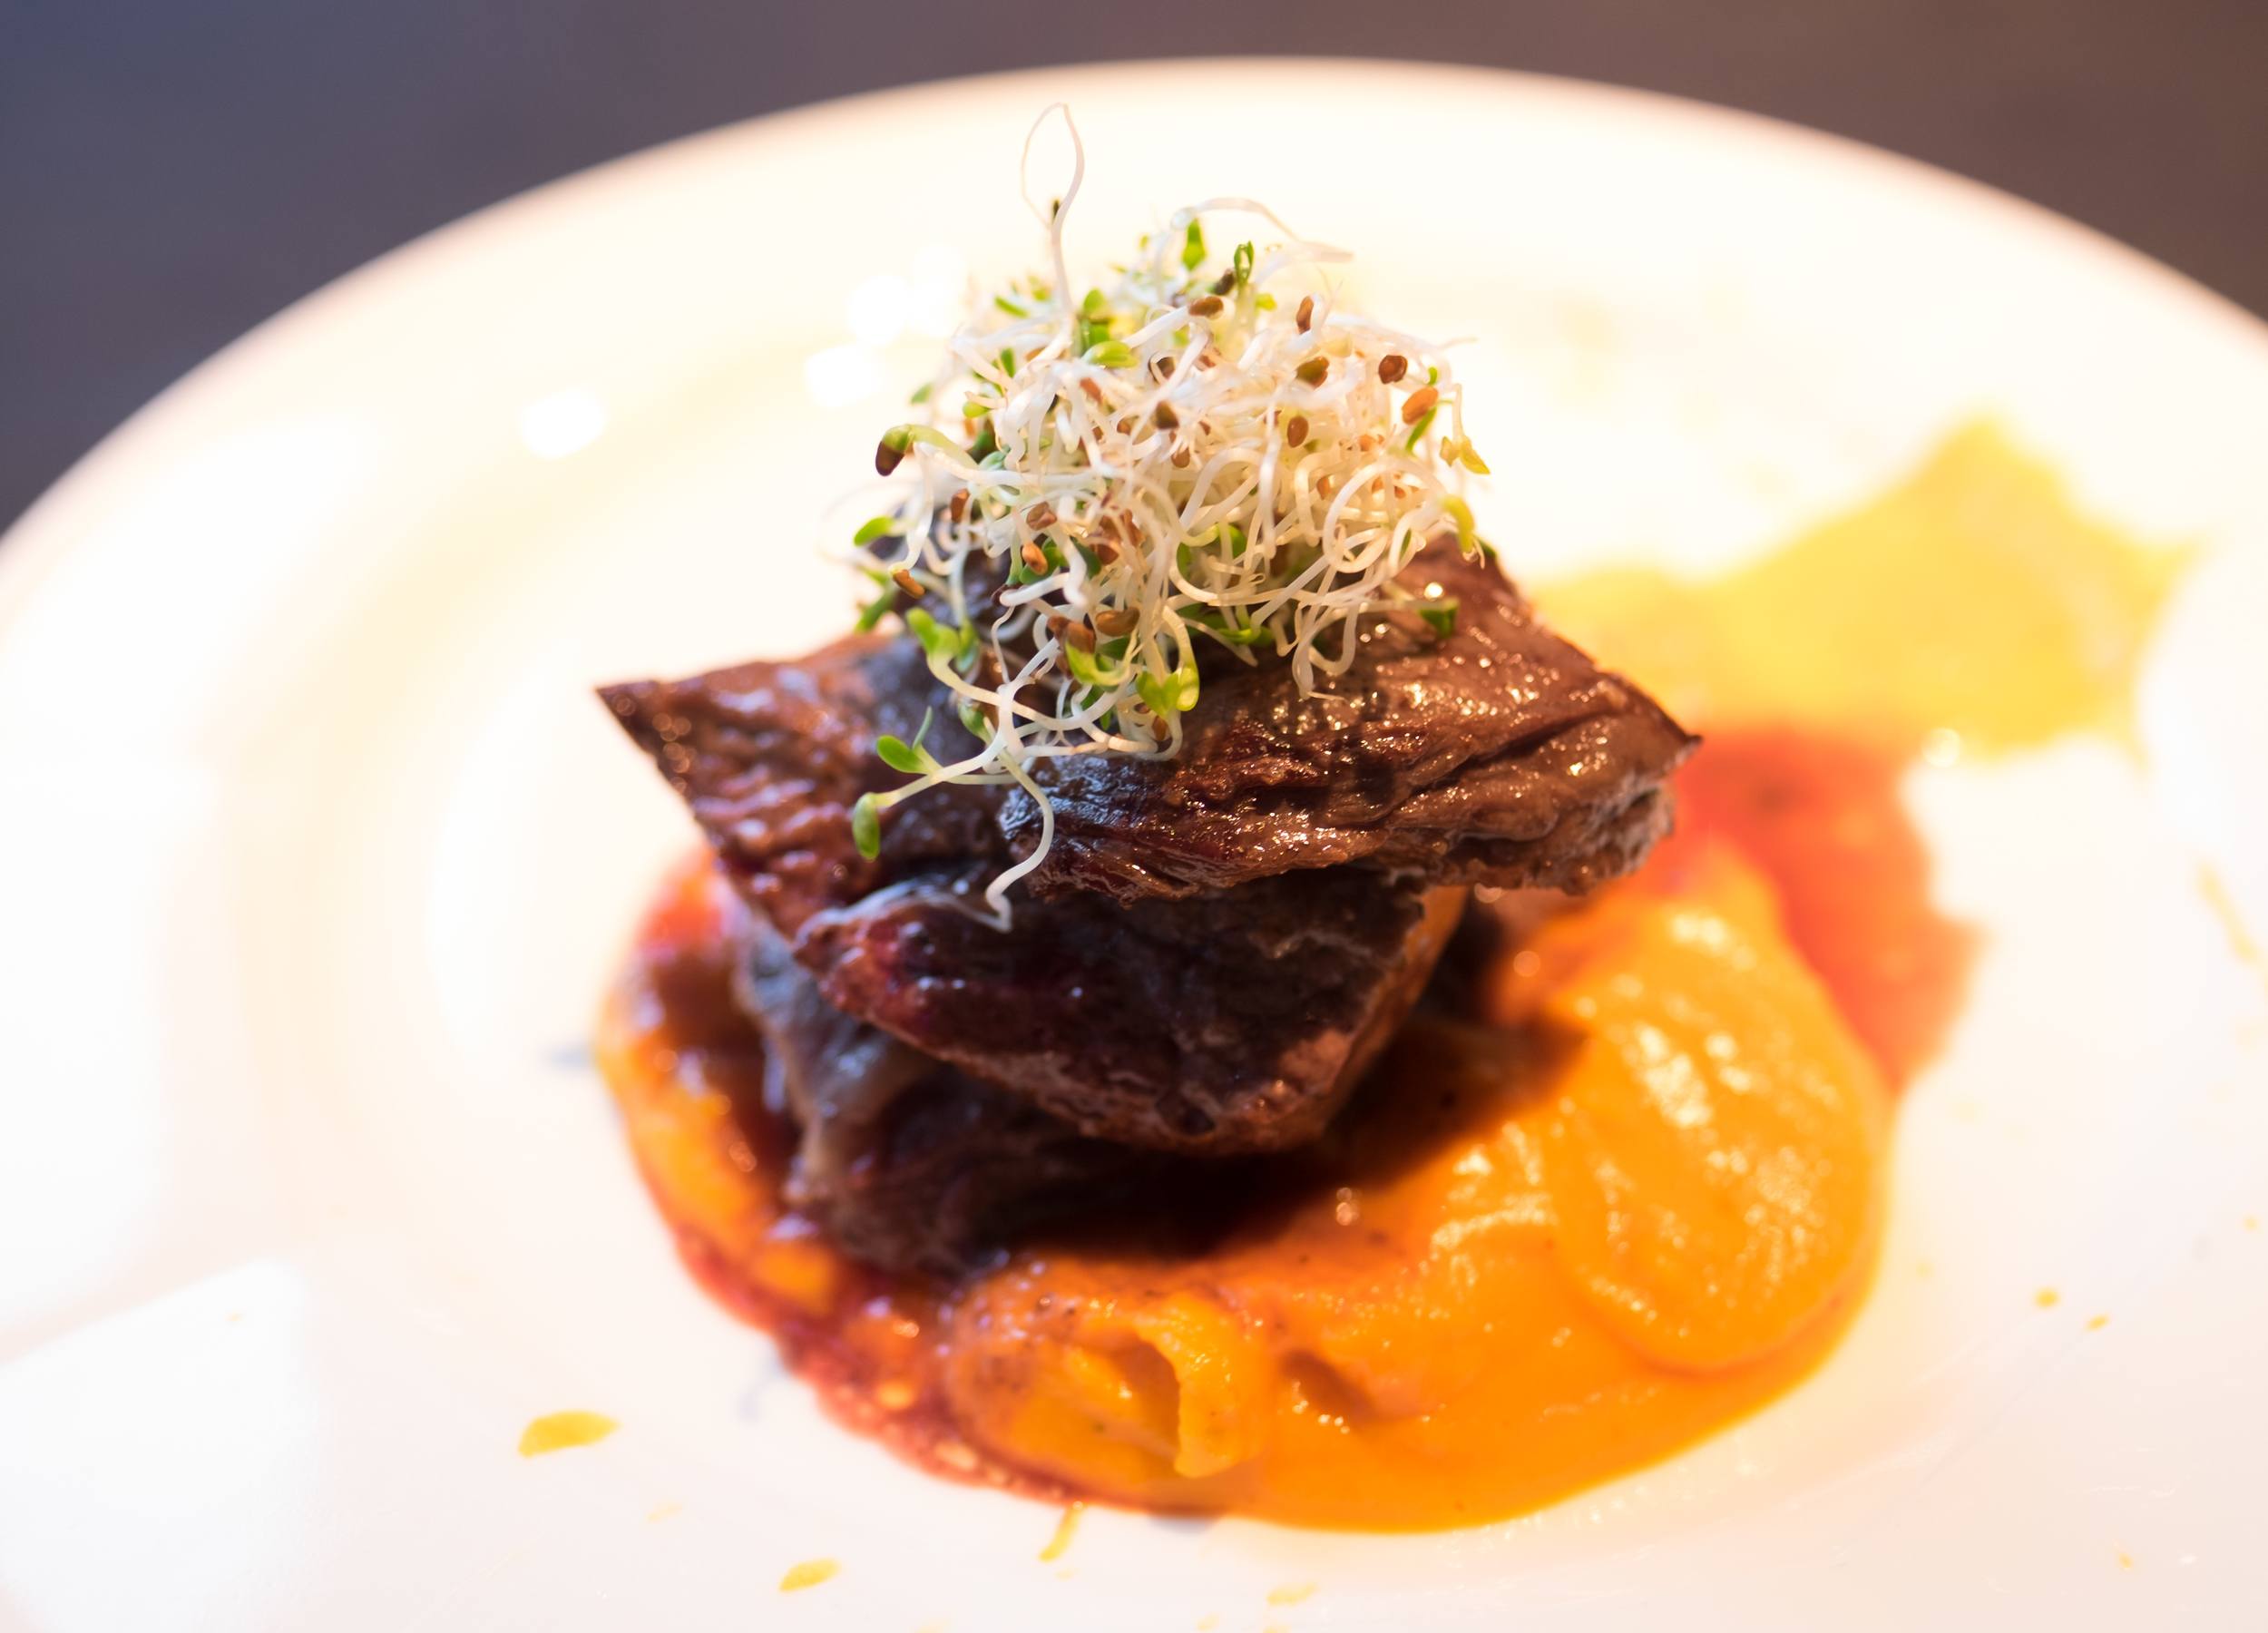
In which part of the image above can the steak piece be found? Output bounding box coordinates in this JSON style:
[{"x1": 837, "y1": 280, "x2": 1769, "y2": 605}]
[
  {"x1": 728, "y1": 896, "x2": 1153, "y2": 1274},
  {"x1": 603, "y1": 642, "x2": 1469, "y2": 1154},
  {"x1": 1002, "y1": 542, "x2": 1696, "y2": 904},
  {"x1": 797, "y1": 876, "x2": 1466, "y2": 1152},
  {"x1": 601, "y1": 637, "x2": 999, "y2": 939}
]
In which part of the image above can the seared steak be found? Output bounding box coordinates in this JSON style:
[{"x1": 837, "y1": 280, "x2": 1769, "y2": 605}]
[
  {"x1": 608, "y1": 633, "x2": 1470, "y2": 1155},
  {"x1": 730, "y1": 897, "x2": 1151, "y2": 1274},
  {"x1": 1003, "y1": 543, "x2": 1695, "y2": 904},
  {"x1": 797, "y1": 875, "x2": 1465, "y2": 1151},
  {"x1": 601, "y1": 638, "x2": 998, "y2": 939}
]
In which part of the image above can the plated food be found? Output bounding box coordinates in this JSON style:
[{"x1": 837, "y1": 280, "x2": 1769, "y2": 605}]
[
  {"x1": 6, "y1": 64, "x2": 2255, "y2": 1631},
  {"x1": 593, "y1": 116, "x2": 2183, "y2": 1530}
]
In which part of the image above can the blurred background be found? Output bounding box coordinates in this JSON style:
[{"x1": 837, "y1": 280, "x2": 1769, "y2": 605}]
[{"x1": 4, "y1": 0, "x2": 2262, "y2": 533}]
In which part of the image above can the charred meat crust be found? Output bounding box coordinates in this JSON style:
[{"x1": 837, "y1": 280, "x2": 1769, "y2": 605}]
[
  {"x1": 998, "y1": 543, "x2": 1696, "y2": 904},
  {"x1": 728, "y1": 896, "x2": 1158, "y2": 1275},
  {"x1": 796, "y1": 876, "x2": 1466, "y2": 1153},
  {"x1": 601, "y1": 636, "x2": 1000, "y2": 940}
]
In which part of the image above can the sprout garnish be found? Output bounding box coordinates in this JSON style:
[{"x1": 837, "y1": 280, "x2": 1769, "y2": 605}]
[{"x1": 841, "y1": 104, "x2": 1493, "y2": 924}]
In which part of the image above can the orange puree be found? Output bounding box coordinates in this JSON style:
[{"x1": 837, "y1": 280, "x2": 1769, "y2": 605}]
[
  {"x1": 594, "y1": 425, "x2": 2183, "y2": 1530},
  {"x1": 940, "y1": 841, "x2": 1885, "y2": 1527}
]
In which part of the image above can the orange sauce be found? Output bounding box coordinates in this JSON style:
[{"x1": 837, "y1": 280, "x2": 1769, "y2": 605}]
[
  {"x1": 939, "y1": 837, "x2": 1885, "y2": 1527},
  {"x1": 594, "y1": 423, "x2": 2184, "y2": 1529}
]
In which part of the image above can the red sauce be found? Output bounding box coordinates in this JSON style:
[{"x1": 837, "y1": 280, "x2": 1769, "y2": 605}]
[{"x1": 1667, "y1": 728, "x2": 1976, "y2": 1088}]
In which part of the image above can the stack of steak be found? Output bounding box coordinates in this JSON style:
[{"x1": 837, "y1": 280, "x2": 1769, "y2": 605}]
[{"x1": 602, "y1": 542, "x2": 1694, "y2": 1273}]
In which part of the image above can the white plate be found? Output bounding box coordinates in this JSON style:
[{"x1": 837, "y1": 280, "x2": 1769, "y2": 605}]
[{"x1": 4, "y1": 61, "x2": 2266, "y2": 1632}]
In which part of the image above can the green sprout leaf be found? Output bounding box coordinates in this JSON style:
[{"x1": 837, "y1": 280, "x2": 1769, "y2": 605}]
[
  {"x1": 1062, "y1": 640, "x2": 1119, "y2": 689},
  {"x1": 855, "y1": 586, "x2": 897, "y2": 632},
  {"x1": 993, "y1": 294, "x2": 1029, "y2": 318},
  {"x1": 850, "y1": 792, "x2": 882, "y2": 860},
  {"x1": 852, "y1": 515, "x2": 894, "y2": 547},
  {"x1": 1403, "y1": 407, "x2": 1437, "y2": 452},
  {"x1": 908, "y1": 381, "x2": 933, "y2": 405},
  {"x1": 1233, "y1": 240, "x2": 1254, "y2": 288},
  {"x1": 875, "y1": 709, "x2": 935, "y2": 775},
  {"x1": 1442, "y1": 495, "x2": 1478, "y2": 557},
  {"x1": 1168, "y1": 641, "x2": 1199, "y2": 708},
  {"x1": 1188, "y1": 608, "x2": 1268, "y2": 648},
  {"x1": 1135, "y1": 639, "x2": 1201, "y2": 717},
  {"x1": 1083, "y1": 339, "x2": 1138, "y2": 369},
  {"x1": 958, "y1": 699, "x2": 991, "y2": 740},
  {"x1": 1181, "y1": 220, "x2": 1206, "y2": 271},
  {"x1": 881, "y1": 423, "x2": 977, "y2": 465},
  {"x1": 1419, "y1": 598, "x2": 1460, "y2": 638},
  {"x1": 875, "y1": 734, "x2": 924, "y2": 774},
  {"x1": 904, "y1": 606, "x2": 951, "y2": 660},
  {"x1": 1080, "y1": 288, "x2": 1108, "y2": 318}
]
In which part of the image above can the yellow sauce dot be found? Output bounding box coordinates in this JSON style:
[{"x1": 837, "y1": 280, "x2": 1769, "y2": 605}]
[
  {"x1": 2087, "y1": 1315, "x2": 2110, "y2": 1332},
  {"x1": 2117, "y1": 1550, "x2": 2136, "y2": 1570},
  {"x1": 645, "y1": 1501, "x2": 681, "y2": 1523},
  {"x1": 779, "y1": 1559, "x2": 839, "y2": 1592},
  {"x1": 1038, "y1": 1503, "x2": 1083, "y2": 1562},
  {"x1": 517, "y1": 1411, "x2": 618, "y2": 1457},
  {"x1": 2034, "y1": 1288, "x2": 2060, "y2": 1309},
  {"x1": 1267, "y1": 1583, "x2": 1318, "y2": 1606},
  {"x1": 2196, "y1": 867, "x2": 2265, "y2": 983}
]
